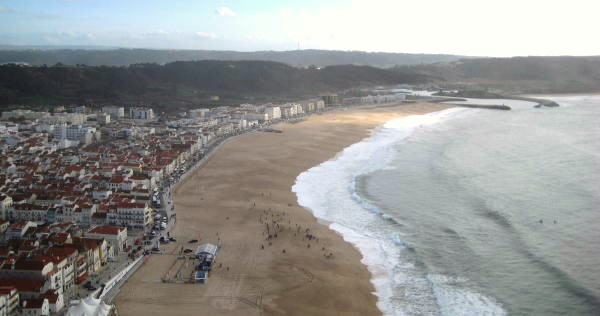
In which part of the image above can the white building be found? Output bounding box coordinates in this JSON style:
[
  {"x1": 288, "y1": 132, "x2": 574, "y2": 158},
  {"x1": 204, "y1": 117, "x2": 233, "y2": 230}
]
[
  {"x1": 73, "y1": 106, "x2": 87, "y2": 114},
  {"x1": 86, "y1": 226, "x2": 128, "y2": 254},
  {"x1": 240, "y1": 104, "x2": 266, "y2": 113},
  {"x1": 107, "y1": 203, "x2": 153, "y2": 230},
  {"x1": 20, "y1": 298, "x2": 49, "y2": 316},
  {"x1": 298, "y1": 100, "x2": 316, "y2": 113},
  {"x1": 315, "y1": 99, "x2": 325, "y2": 110},
  {"x1": 244, "y1": 112, "x2": 269, "y2": 122},
  {"x1": 33, "y1": 123, "x2": 55, "y2": 133},
  {"x1": 102, "y1": 106, "x2": 125, "y2": 119},
  {"x1": 129, "y1": 107, "x2": 154, "y2": 120},
  {"x1": 279, "y1": 103, "x2": 303, "y2": 118},
  {"x1": 1, "y1": 110, "x2": 51, "y2": 121},
  {"x1": 189, "y1": 108, "x2": 210, "y2": 119},
  {"x1": 44, "y1": 113, "x2": 87, "y2": 125},
  {"x1": 265, "y1": 106, "x2": 281, "y2": 120},
  {"x1": 0, "y1": 286, "x2": 19, "y2": 316},
  {"x1": 52, "y1": 124, "x2": 99, "y2": 145},
  {"x1": 97, "y1": 114, "x2": 111, "y2": 125},
  {"x1": 228, "y1": 119, "x2": 247, "y2": 130}
]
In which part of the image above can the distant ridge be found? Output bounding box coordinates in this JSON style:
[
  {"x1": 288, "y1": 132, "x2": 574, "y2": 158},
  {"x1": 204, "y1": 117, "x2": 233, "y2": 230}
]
[
  {"x1": 395, "y1": 56, "x2": 600, "y2": 93},
  {"x1": 0, "y1": 44, "x2": 120, "y2": 50},
  {"x1": 0, "y1": 60, "x2": 430, "y2": 107},
  {"x1": 0, "y1": 47, "x2": 466, "y2": 68}
]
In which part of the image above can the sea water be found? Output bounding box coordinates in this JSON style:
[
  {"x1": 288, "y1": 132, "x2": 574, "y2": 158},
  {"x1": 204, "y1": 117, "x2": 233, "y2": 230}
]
[{"x1": 292, "y1": 95, "x2": 600, "y2": 316}]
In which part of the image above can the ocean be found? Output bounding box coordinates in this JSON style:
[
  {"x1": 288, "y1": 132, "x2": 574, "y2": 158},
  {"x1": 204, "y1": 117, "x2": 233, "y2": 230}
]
[{"x1": 292, "y1": 95, "x2": 600, "y2": 316}]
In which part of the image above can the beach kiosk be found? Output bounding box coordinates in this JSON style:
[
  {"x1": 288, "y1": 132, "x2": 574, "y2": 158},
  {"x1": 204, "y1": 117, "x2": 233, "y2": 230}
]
[
  {"x1": 194, "y1": 243, "x2": 218, "y2": 260},
  {"x1": 195, "y1": 271, "x2": 208, "y2": 284}
]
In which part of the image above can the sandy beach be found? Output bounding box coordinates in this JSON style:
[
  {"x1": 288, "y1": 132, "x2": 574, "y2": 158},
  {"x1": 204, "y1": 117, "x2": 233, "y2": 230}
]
[
  {"x1": 114, "y1": 102, "x2": 449, "y2": 316},
  {"x1": 519, "y1": 92, "x2": 600, "y2": 97}
]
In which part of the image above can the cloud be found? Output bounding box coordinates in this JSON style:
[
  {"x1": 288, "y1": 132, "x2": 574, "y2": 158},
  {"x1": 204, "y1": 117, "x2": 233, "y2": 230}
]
[
  {"x1": 0, "y1": 5, "x2": 11, "y2": 13},
  {"x1": 215, "y1": 7, "x2": 235, "y2": 17},
  {"x1": 145, "y1": 29, "x2": 169, "y2": 36},
  {"x1": 195, "y1": 32, "x2": 218, "y2": 39}
]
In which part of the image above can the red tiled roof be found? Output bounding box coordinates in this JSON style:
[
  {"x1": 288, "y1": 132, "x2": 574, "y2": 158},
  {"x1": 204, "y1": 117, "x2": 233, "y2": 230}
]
[
  {"x1": 0, "y1": 286, "x2": 16, "y2": 295},
  {"x1": 0, "y1": 279, "x2": 45, "y2": 292},
  {"x1": 22, "y1": 298, "x2": 46, "y2": 309},
  {"x1": 117, "y1": 202, "x2": 146, "y2": 209},
  {"x1": 9, "y1": 221, "x2": 29, "y2": 230},
  {"x1": 40, "y1": 290, "x2": 59, "y2": 303},
  {"x1": 45, "y1": 247, "x2": 78, "y2": 258},
  {"x1": 11, "y1": 257, "x2": 53, "y2": 271},
  {"x1": 0, "y1": 247, "x2": 10, "y2": 258},
  {"x1": 37, "y1": 255, "x2": 66, "y2": 265},
  {"x1": 88, "y1": 226, "x2": 125, "y2": 235}
]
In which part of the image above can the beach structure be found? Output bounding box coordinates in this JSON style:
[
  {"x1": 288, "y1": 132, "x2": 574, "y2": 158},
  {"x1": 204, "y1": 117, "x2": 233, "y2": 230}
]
[
  {"x1": 194, "y1": 243, "x2": 218, "y2": 260},
  {"x1": 194, "y1": 271, "x2": 208, "y2": 284},
  {"x1": 65, "y1": 296, "x2": 113, "y2": 316}
]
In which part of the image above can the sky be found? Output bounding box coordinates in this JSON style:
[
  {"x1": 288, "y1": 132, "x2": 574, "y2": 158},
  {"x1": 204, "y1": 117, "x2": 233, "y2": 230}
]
[{"x1": 0, "y1": 0, "x2": 599, "y2": 57}]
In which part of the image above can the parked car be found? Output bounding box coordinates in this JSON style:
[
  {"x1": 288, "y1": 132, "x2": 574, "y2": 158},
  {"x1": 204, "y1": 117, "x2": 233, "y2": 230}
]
[
  {"x1": 169, "y1": 237, "x2": 177, "y2": 242},
  {"x1": 188, "y1": 239, "x2": 198, "y2": 243},
  {"x1": 183, "y1": 248, "x2": 193, "y2": 253},
  {"x1": 83, "y1": 281, "x2": 97, "y2": 291}
]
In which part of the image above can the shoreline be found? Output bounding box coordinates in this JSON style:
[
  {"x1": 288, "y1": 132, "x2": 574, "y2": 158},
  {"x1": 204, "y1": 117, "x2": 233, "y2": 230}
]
[
  {"x1": 518, "y1": 92, "x2": 600, "y2": 97},
  {"x1": 114, "y1": 102, "x2": 450, "y2": 316},
  {"x1": 292, "y1": 107, "x2": 471, "y2": 315}
]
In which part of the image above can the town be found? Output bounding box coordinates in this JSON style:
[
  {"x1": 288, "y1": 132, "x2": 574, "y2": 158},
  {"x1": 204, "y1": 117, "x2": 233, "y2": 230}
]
[{"x1": 0, "y1": 92, "x2": 408, "y2": 315}]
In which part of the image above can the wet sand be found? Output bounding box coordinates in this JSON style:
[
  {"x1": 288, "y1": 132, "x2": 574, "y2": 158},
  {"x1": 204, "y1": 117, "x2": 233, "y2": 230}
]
[{"x1": 114, "y1": 102, "x2": 449, "y2": 316}]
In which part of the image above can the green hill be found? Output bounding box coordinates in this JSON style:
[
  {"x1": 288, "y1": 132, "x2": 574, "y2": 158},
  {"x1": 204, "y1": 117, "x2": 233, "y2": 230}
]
[{"x1": 0, "y1": 60, "x2": 430, "y2": 109}]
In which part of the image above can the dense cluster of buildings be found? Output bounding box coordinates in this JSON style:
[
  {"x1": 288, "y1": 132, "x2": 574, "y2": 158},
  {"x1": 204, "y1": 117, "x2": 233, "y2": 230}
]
[
  {"x1": 0, "y1": 92, "x2": 406, "y2": 314},
  {"x1": 0, "y1": 221, "x2": 127, "y2": 315},
  {"x1": 165, "y1": 99, "x2": 325, "y2": 129},
  {"x1": 0, "y1": 106, "x2": 203, "y2": 315},
  {"x1": 0, "y1": 98, "x2": 332, "y2": 315}
]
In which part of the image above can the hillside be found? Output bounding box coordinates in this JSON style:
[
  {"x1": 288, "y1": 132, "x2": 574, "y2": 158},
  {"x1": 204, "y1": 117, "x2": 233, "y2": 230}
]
[
  {"x1": 396, "y1": 56, "x2": 600, "y2": 93},
  {"x1": 0, "y1": 48, "x2": 465, "y2": 68},
  {"x1": 0, "y1": 60, "x2": 430, "y2": 109}
]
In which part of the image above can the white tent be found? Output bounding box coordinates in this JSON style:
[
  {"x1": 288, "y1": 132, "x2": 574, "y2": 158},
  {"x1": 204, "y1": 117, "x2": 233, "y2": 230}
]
[
  {"x1": 65, "y1": 297, "x2": 113, "y2": 316},
  {"x1": 195, "y1": 243, "x2": 217, "y2": 257}
]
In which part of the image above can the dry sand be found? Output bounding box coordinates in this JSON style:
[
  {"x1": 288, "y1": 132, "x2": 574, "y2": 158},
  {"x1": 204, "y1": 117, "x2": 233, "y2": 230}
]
[{"x1": 115, "y1": 102, "x2": 449, "y2": 316}]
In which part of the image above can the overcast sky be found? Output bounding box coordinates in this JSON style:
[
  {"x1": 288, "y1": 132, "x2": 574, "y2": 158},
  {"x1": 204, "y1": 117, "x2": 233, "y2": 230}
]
[{"x1": 0, "y1": 0, "x2": 599, "y2": 57}]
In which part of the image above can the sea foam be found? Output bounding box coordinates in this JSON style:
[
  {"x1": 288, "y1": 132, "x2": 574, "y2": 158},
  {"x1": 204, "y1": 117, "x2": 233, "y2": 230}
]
[{"x1": 292, "y1": 108, "x2": 505, "y2": 315}]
